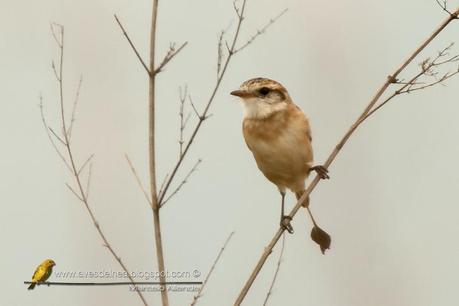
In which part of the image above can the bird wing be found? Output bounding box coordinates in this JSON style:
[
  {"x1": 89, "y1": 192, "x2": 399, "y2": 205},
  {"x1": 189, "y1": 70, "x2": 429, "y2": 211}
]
[
  {"x1": 31, "y1": 265, "x2": 47, "y2": 282},
  {"x1": 31, "y1": 266, "x2": 41, "y2": 281}
]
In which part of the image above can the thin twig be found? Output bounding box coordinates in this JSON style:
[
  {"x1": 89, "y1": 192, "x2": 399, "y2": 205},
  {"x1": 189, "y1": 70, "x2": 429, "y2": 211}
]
[
  {"x1": 48, "y1": 127, "x2": 66, "y2": 145},
  {"x1": 190, "y1": 232, "x2": 235, "y2": 306},
  {"x1": 160, "y1": 159, "x2": 202, "y2": 207},
  {"x1": 363, "y1": 44, "x2": 459, "y2": 121},
  {"x1": 154, "y1": 42, "x2": 188, "y2": 75},
  {"x1": 85, "y1": 163, "x2": 93, "y2": 200},
  {"x1": 125, "y1": 154, "x2": 152, "y2": 207},
  {"x1": 51, "y1": 61, "x2": 60, "y2": 81},
  {"x1": 179, "y1": 86, "x2": 188, "y2": 156},
  {"x1": 47, "y1": 24, "x2": 149, "y2": 306},
  {"x1": 157, "y1": 173, "x2": 170, "y2": 201},
  {"x1": 77, "y1": 153, "x2": 94, "y2": 175},
  {"x1": 65, "y1": 182, "x2": 83, "y2": 201},
  {"x1": 435, "y1": 0, "x2": 458, "y2": 17},
  {"x1": 217, "y1": 31, "x2": 225, "y2": 76},
  {"x1": 39, "y1": 97, "x2": 72, "y2": 171},
  {"x1": 114, "y1": 14, "x2": 151, "y2": 75},
  {"x1": 216, "y1": 21, "x2": 233, "y2": 77},
  {"x1": 50, "y1": 23, "x2": 62, "y2": 47},
  {"x1": 234, "y1": 8, "x2": 288, "y2": 54},
  {"x1": 262, "y1": 234, "x2": 286, "y2": 306},
  {"x1": 188, "y1": 95, "x2": 202, "y2": 119},
  {"x1": 67, "y1": 75, "x2": 83, "y2": 140},
  {"x1": 234, "y1": 7, "x2": 459, "y2": 305}
]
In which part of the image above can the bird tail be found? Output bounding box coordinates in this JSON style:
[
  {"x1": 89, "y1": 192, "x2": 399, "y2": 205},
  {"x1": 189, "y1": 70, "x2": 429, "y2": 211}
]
[{"x1": 28, "y1": 282, "x2": 36, "y2": 290}]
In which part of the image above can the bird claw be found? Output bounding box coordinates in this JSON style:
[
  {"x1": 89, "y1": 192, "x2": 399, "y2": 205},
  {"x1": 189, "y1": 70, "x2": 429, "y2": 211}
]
[
  {"x1": 280, "y1": 215, "x2": 294, "y2": 234},
  {"x1": 311, "y1": 165, "x2": 330, "y2": 180}
]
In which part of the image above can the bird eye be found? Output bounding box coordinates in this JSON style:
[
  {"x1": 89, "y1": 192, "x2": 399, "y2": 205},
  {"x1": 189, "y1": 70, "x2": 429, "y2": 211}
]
[{"x1": 258, "y1": 87, "x2": 270, "y2": 96}]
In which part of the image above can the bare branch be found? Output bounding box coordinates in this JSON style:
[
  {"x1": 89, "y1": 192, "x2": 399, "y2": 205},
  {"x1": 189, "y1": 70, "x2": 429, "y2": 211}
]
[
  {"x1": 114, "y1": 14, "x2": 151, "y2": 75},
  {"x1": 45, "y1": 25, "x2": 149, "y2": 306},
  {"x1": 233, "y1": 0, "x2": 242, "y2": 18},
  {"x1": 216, "y1": 21, "x2": 234, "y2": 77},
  {"x1": 77, "y1": 154, "x2": 94, "y2": 175},
  {"x1": 435, "y1": 0, "x2": 458, "y2": 18},
  {"x1": 160, "y1": 159, "x2": 202, "y2": 207},
  {"x1": 51, "y1": 61, "x2": 60, "y2": 81},
  {"x1": 234, "y1": 9, "x2": 288, "y2": 54},
  {"x1": 50, "y1": 23, "x2": 63, "y2": 47},
  {"x1": 190, "y1": 232, "x2": 235, "y2": 306},
  {"x1": 400, "y1": 69, "x2": 459, "y2": 92},
  {"x1": 234, "y1": 7, "x2": 459, "y2": 305},
  {"x1": 146, "y1": 0, "x2": 169, "y2": 303},
  {"x1": 157, "y1": 173, "x2": 170, "y2": 201},
  {"x1": 48, "y1": 127, "x2": 66, "y2": 145},
  {"x1": 67, "y1": 75, "x2": 83, "y2": 140},
  {"x1": 363, "y1": 44, "x2": 459, "y2": 121},
  {"x1": 65, "y1": 182, "x2": 83, "y2": 202},
  {"x1": 125, "y1": 154, "x2": 152, "y2": 207},
  {"x1": 188, "y1": 95, "x2": 202, "y2": 119},
  {"x1": 263, "y1": 234, "x2": 286, "y2": 306},
  {"x1": 179, "y1": 86, "x2": 188, "y2": 156},
  {"x1": 39, "y1": 98, "x2": 72, "y2": 171},
  {"x1": 154, "y1": 41, "x2": 188, "y2": 74},
  {"x1": 85, "y1": 163, "x2": 93, "y2": 200},
  {"x1": 217, "y1": 31, "x2": 225, "y2": 76}
]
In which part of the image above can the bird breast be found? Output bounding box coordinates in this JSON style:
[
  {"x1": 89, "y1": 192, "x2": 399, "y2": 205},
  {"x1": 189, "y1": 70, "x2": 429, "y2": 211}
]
[{"x1": 242, "y1": 105, "x2": 313, "y2": 192}]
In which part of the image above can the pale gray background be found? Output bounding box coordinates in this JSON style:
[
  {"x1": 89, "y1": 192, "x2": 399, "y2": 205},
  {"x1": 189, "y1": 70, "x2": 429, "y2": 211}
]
[{"x1": 1, "y1": 0, "x2": 459, "y2": 305}]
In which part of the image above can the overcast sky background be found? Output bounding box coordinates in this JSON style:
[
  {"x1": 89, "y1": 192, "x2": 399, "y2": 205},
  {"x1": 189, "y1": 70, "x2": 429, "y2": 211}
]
[{"x1": 2, "y1": 0, "x2": 459, "y2": 305}]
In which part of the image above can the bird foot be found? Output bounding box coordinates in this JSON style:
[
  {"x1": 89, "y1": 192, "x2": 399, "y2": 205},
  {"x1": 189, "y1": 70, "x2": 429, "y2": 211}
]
[
  {"x1": 280, "y1": 215, "x2": 294, "y2": 234},
  {"x1": 311, "y1": 165, "x2": 330, "y2": 179}
]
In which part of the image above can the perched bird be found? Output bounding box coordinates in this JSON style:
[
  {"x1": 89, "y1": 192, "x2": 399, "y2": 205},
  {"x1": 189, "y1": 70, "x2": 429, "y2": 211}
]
[
  {"x1": 28, "y1": 259, "x2": 56, "y2": 290},
  {"x1": 231, "y1": 77, "x2": 331, "y2": 253}
]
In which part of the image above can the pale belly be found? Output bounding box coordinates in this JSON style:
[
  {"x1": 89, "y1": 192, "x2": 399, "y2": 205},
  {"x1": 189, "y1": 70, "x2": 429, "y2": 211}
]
[{"x1": 247, "y1": 129, "x2": 313, "y2": 193}]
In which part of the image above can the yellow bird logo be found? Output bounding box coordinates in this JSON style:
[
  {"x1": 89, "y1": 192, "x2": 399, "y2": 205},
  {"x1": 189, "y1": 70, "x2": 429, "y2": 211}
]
[{"x1": 28, "y1": 259, "x2": 56, "y2": 290}]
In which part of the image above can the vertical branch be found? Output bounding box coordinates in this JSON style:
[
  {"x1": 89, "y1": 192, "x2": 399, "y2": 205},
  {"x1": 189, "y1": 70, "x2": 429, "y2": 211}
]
[
  {"x1": 47, "y1": 24, "x2": 149, "y2": 306},
  {"x1": 148, "y1": 1, "x2": 169, "y2": 305}
]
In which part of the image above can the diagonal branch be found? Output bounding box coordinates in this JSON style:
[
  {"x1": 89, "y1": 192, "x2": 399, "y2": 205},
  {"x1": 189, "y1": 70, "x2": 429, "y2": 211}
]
[
  {"x1": 125, "y1": 154, "x2": 152, "y2": 207},
  {"x1": 154, "y1": 42, "x2": 188, "y2": 75},
  {"x1": 48, "y1": 127, "x2": 66, "y2": 145},
  {"x1": 234, "y1": 7, "x2": 459, "y2": 305},
  {"x1": 190, "y1": 232, "x2": 235, "y2": 306},
  {"x1": 77, "y1": 153, "x2": 94, "y2": 175},
  {"x1": 39, "y1": 97, "x2": 72, "y2": 172},
  {"x1": 67, "y1": 75, "x2": 83, "y2": 141},
  {"x1": 262, "y1": 233, "x2": 286, "y2": 306},
  {"x1": 114, "y1": 14, "x2": 151, "y2": 75},
  {"x1": 234, "y1": 8, "x2": 288, "y2": 54},
  {"x1": 159, "y1": 159, "x2": 201, "y2": 207},
  {"x1": 362, "y1": 43, "x2": 459, "y2": 121}
]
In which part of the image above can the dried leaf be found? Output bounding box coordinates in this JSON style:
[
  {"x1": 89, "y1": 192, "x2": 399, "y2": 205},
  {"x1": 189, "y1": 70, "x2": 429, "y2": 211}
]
[{"x1": 311, "y1": 226, "x2": 331, "y2": 254}]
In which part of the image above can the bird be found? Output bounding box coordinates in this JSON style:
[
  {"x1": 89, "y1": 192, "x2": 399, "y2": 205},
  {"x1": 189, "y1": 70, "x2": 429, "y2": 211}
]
[
  {"x1": 231, "y1": 77, "x2": 331, "y2": 253},
  {"x1": 28, "y1": 259, "x2": 56, "y2": 290}
]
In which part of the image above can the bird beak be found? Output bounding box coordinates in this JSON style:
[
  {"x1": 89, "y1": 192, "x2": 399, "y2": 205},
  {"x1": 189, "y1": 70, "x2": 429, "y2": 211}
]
[{"x1": 230, "y1": 89, "x2": 251, "y2": 98}]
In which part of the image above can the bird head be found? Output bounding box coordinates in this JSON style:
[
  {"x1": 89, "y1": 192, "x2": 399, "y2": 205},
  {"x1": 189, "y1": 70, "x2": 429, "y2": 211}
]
[
  {"x1": 43, "y1": 259, "x2": 56, "y2": 268},
  {"x1": 231, "y1": 77, "x2": 291, "y2": 119}
]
